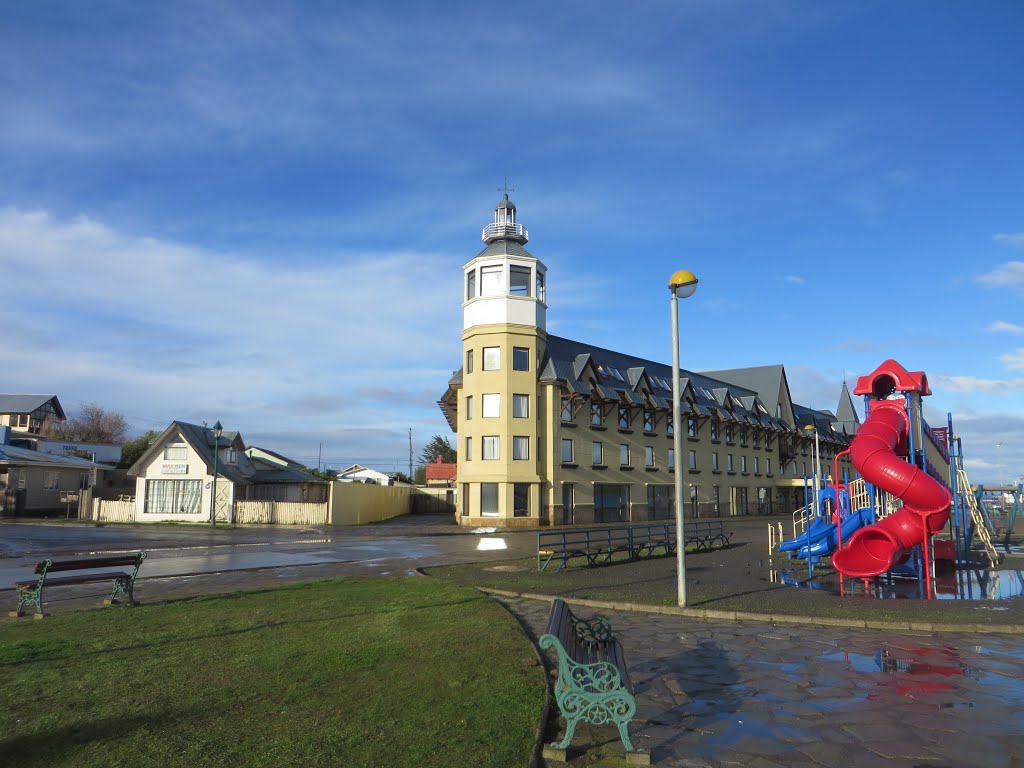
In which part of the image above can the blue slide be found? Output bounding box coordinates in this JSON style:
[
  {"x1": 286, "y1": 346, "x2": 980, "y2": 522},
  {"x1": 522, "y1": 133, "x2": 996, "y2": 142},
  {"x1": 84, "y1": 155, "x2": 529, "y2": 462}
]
[{"x1": 779, "y1": 507, "x2": 876, "y2": 560}]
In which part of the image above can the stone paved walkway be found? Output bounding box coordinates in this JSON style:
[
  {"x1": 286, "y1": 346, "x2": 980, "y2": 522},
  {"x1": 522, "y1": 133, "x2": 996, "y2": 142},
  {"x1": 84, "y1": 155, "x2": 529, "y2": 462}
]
[{"x1": 502, "y1": 597, "x2": 1024, "y2": 768}]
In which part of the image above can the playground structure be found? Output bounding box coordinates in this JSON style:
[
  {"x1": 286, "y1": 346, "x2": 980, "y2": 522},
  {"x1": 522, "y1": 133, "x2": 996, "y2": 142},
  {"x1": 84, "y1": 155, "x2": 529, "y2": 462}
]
[{"x1": 773, "y1": 359, "x2": 1005, "y2": 598}]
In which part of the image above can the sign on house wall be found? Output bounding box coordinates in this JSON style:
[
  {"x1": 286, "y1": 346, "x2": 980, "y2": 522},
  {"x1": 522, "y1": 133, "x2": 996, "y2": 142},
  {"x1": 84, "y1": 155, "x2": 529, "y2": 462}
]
[{"x1": 161, "y1": 462, "x2": 188, "y2": 474}]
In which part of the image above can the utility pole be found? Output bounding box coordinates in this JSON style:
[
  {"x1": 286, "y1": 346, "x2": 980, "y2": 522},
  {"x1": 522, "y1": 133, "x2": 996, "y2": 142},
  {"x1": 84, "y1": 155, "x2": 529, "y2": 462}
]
[
  {"x1": 318, "y1": 443, "x2": 322, "y2": 473},
  {"x1": 408, "y1": 428, "x2": 413, "y2": 481}
]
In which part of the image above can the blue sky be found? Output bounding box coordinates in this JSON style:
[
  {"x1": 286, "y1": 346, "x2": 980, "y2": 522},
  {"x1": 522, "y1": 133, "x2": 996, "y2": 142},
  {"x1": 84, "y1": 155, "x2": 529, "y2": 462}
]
[{"x1": 2, "y1": 1, "x2": 1022, "y2": 484}]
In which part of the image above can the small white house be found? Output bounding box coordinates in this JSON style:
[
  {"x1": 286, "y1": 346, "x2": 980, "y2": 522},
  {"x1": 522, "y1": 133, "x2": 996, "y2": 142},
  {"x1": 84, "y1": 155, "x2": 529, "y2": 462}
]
[
  {"x1": 127, "y1": 421, "x2": 327, "y2": 523},
  {"x1": 337, "y1": 464, "x2": 394, "y2": 486}
]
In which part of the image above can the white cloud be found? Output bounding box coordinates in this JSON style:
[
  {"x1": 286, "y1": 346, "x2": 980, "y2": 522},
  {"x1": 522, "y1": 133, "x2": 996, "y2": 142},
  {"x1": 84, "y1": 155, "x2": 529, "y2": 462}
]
[
  {"x1": 987, "y1": 321, "x2": 1024, "y2": 334},
  {"x1": 977, "y1": 261, "x2": 1024, "y2": 288},
  {"x1": 929, "y1": 373, "x2": 1024, "y2": 395},
  {"x1": 994, "y1": 233, "x2": 1024, "y2": 247},
  {"x1": 998, "y1": 348, "x2": 1024, "y2": 372},
  {"x1": 782, "y1": 275, "x2": 805, "y2": 284}
]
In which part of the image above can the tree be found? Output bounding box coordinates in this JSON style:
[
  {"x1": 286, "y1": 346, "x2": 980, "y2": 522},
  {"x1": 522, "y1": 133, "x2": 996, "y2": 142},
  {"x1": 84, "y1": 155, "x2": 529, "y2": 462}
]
[
  {"x1": 419, "y1": 434, "x2": 456, "y2": 466},
  {"x1": 45, "y1": 402, "x2": 129, "y2": 445},
  {"x1": 120, "y1": 430, "x2": 160, "y2": 468}
]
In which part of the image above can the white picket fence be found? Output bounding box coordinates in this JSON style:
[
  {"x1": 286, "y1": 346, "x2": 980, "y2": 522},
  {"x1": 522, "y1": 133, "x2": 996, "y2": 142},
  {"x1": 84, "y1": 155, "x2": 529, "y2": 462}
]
[
  {"x1": 233, "y1": 501, "x2": 328, "y2": 526},
  {"x1": 93, "y1": 498, "x2": 136, "y2": 523}
]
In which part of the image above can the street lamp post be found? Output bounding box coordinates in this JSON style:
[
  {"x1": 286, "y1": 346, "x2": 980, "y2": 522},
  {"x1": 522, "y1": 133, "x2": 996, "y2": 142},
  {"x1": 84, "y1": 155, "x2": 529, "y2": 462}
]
[
  {"x1": 670, "y1": 269, "x2": 698, "y2": 608},
  {"x1": 211, "y1": 420, "x2": 223, "y2": 526}
]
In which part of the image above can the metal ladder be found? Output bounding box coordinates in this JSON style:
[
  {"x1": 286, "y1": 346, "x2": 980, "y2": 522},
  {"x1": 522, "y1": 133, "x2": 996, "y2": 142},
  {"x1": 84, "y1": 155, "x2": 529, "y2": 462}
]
[{"x1": 958, "y1": 467, "x2": 1000, "y2": 567}]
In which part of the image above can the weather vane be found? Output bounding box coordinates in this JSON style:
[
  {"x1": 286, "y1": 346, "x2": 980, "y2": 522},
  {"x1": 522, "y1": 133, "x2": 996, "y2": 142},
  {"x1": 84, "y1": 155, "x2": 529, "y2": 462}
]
[{"x1": 498, "y1": 177, "x2": 515, "y2": 196}]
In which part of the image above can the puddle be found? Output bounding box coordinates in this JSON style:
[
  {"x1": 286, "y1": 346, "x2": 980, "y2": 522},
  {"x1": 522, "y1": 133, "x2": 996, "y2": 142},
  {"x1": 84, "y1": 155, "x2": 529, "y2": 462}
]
[{"x1": 768, "y1": 566, "x2": 1024, "y2": 601}]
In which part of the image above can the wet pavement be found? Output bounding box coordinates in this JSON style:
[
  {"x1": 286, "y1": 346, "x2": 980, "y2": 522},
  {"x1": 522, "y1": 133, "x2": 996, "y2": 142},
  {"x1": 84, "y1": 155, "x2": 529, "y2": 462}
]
[{"x1": 503, "y1": 597, "x2": 1024, "y2": 767}]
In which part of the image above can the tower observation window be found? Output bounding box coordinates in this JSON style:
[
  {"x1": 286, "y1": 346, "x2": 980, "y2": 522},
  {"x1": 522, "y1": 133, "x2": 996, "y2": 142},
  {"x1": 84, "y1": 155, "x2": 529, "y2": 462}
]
[{"x1": 510, "y1": 266, "x2": 531, "y2": 296}]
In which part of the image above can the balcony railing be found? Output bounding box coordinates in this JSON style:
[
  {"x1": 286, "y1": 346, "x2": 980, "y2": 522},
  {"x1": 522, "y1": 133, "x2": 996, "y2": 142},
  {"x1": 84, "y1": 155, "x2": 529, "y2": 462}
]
[{"x1": 482, "y1": 222, "x2": 528, "y2": 242}]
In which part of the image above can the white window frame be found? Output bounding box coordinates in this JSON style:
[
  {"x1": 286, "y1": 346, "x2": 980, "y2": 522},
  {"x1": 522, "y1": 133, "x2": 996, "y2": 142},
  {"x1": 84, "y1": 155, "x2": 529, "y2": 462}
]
[{"x1": 483, "y1": 436, "x2": 499, "y2": 460}]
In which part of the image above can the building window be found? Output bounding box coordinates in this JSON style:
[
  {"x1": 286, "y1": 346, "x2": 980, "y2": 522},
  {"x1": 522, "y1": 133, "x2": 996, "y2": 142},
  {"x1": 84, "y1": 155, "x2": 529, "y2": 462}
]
[
  {"x1": 766, "y1": 458, "x2": 772, "y2": 475},
  {"x1": 561, "y1": 397, "x2": 573, "y2": 423},
  {"x1": 163, "y1": 439, "x2": 187, "y2": 460},
  {"x1": 481, "y1": 483, "x2": 499, "y2": 516},
  {"x1": 754, "y1": 457, "x2": 760, "y2": 475},
  {"x1": 712, "y1": 452, "x2": 719, "y2": 471},
  {"x1": 592, "y1": 441, "x2": 604, "y2": 465},
  {"x1": 483, "y1": 346, "x2": 500, "y2": 370},
  {"x1": 466, "y1": 270, "x2": 476, "y2": 300},
  {"x1": 618, "y1": 406, "x2": 630, "y2": 429},
  {"x1": 713, "y1": 485, "x2": 721, "y2": 515},
  {"x1": 725, "y1": 425, "x2": 734, "y2": 443},
  {"x1": 710, "y1": 422, "x2": 719, "y2": 440},
  {"x1": 741, "y1": 456, "x2": 748, "y2": 473},
  {"x1": 513, "y1": 436, "x2": 529, "y2": 460},
  {"x1": 465, "y1": 437, "x2": 472, "y2": 461},
  {"x1": 482, "y1": 393, "x2": 500, "y2": 418},
  {"x1": 619, "y1": 444, "x2": 630, "y2": 466},
  {"x1": 765, "y1": 435, "x2": 773, "y2": 450},
  {"x1": 144, "y1": 479, "x2": 202, "y2": 515},
  {"x1": 647, "y1": 485, "x2": 673, "y2": 520},
  {"x1": 466, "y1": 349, "x2": 474, "y2": 373},
  {"x1": 645, "y1": 446, "x2": 655, "y2": 467},
  {"x1": 668, "y1": 448, "x2": 674, "y2": 468},
  {"x1": 591, "y1": 402, "x2": 603, "y2": 426},
  {"x1": 43, "y1": 471, "x2": 61, "y2": 491},
  {"x1": 666, "y1": 415, "x2": 673, "y2": 437},
  {"x1": 512, "y1": 346, "x2": 529, "y2": 371},
  {"x1": 536, "y1": 271, "x2": 545, "y2": 303},
  {"x1": 510, "y1": 266, "x2": 531, "y2": 297},
  {"x1": 512, "y1": 394, "x2": 529, "y2": 418},
  {"x1": 643, "y1": 411, "x2": 655, "y2": 432},
  {"x1": 753, "y1": 431, "x2": 760, "y2": 448},
  {"x1": 480, "y1": 265, "x2": 503, "y2": 296},
  {"x1": 688, "y1": 450, "x2": 697, "y2": 470},
  {"x1": 594, "y1": 484, "x2": 629, "y2": 523},
  {"x1": 562, "y1": 439, "x2": 574, "y2": 463},
  {"x1": 465, "y1": 395, "x2": 473, "y2": 420},
  {"x1": 483, "y1": 436, "x2": 499, "y2": 460},
  {"x1": 513, "y1": 483, "x2": 530, "y2": 516},
  {"x1": 687, "y1": 418, "x2": 697, "y2": 438},
  {"x1": 727, "y1": 454, "x2": 734, "y2": 472}
]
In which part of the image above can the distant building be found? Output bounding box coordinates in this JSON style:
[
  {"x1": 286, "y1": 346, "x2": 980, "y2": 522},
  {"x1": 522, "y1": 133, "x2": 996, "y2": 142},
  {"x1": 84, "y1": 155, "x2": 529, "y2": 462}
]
[
  {"x1": 126, "y1": 421, "x2": 327, "y2": 523},
  {"x1": 36, "y1": 439, "x2": 122, "y2": 465},
  {"x1": 0, "y1": 394, "x2": 65, "y2": 448},
  {"x1": 437, "y1": 194, "x2": 860, "y2": 528},
  {"x1": 0, "y1": 426, "x2": 103, "y2": 516},
  {"x1": 424, "y1": 456, "x2": 457, "y2": 487},
  {"x1": 336, "y1": 464, "x2": 394, "y2": 486}
]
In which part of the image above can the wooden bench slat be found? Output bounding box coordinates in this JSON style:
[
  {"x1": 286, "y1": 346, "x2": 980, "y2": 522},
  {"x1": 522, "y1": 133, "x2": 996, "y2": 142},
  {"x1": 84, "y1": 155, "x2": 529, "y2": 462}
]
[{"x1": 12, "y1": 552, "x2": 146, "y2": 617}]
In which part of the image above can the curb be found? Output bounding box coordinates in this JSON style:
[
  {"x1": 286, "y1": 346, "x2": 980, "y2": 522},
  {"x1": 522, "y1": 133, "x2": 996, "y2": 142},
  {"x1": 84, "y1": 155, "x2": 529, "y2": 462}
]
[{"x1": 479, "y1": 587, "x2": 1024, "y2": 635}]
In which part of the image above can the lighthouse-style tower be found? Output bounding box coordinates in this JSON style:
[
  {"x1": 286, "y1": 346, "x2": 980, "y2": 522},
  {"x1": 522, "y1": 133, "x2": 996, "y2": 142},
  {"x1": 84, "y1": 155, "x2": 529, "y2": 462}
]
[{"x1": 457, "y1": 193, "x2": 547, "y2": 526}]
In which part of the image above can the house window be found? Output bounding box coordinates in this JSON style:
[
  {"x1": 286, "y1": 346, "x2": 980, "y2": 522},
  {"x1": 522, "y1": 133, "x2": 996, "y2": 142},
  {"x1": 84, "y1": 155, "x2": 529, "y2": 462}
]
[
  {"x1": 43, "y1": 471, "x2": 60, "y2": 491},
  {"x1": 725, "y1": 425, "x2": 734, "y2": 443},
  {"x1": 466, "y1": 349, "x2": 474, "y2": 373},
  {"x1": 481, "y1": 483, "x2": 499, "y2": 516},
  {"x1": 483, "y1": 347, "x2": 500, "y2": 371},
  {"x1": 647, "y1": 485, "x2": 673, "y2": 520},
  {"x1": 594, "y1": 484, "x2": 629, "y2": 523},
  {"x1": 766, "y1": 458, "x2": 772, "y2": 475},
  {"x1": 765, "y1": 435, "x2": 773, "y2": 450},
  {"x1": 465, "y1": 395, "x2": 473, "y2": 420},
  {"x1": 591, "y1": 402, "x2": 603, "y2": 426},
  {"x1": 465, "y1": 437, "x2": 472, "y2": 461},
  {"x1": 561, "y1": 439, "x2": 574, "y2": 463},
  {"x1": 668, "y1": 448, "x2": 674, "y2": 469},
  {"x1": 510, "y1": 266, "x2": 531, "y2": 297},
  {"x1": 513, "y1": 483, "x2": 530, "y2": 516},
  {"x1": 687, "y1": 418, "x2": 697, "y2": 438},
  {"x1": 512, "y1": 394, "x2": 529, "y2": 418},
  {"x1": 618, "y1": 406, "x2": 630, "y2": 429},
  {"x1": 512, "y1": 346, "x2": 529, "y2": 371},
  {"x1": 741, "y1": 456, "x2": 748, "y2": 473},
  {"x1": 164, "y1": 439, "x2": 187, "y2": 461},
  {"x1": 754, "y1": 457, "x2": 761, "y2": 475},
  {"x1": 645, "y1": 446, "x2": 655, "y2": 467},
  {"x1": 482, "y1": 394, "x2": 500, "y2": 418},
  {"x1": 688, "y1": 450, "x2": 697, "y2": 470},
  {"x1": 666, "y1": 415, "x2": 673, "y2": 437},
  {"x1": 536, "y1": 271, "x2": 545, "y2": 302},
  {"x1": 619, "y1": 444, "x2": 630, "y2": 466},
  {"x1": 561, "y1": 398, "x2": 573, "y2": 423},
  {"x1": 753, "y1": 432, "x2": 760, "y2": 448},
  {"x1": 592, "y1": 441, "x2": 604, "y2": 465},
  {"x1": 480, "y1": 265, "x2": 503, "y2": 296},
  {"x1": 727, "y1": 454, "x2": 734, "y2": 472},
  {"x1": 710, "y1": 422, "x2": 719, "y2": 440},
  {"x1": 643, "y1": 411, "x2": 655, "y2": 432},
  {"x1": 144, "y1": 479, "x2": 202, "y2": 515},
  {"x1": 712, "y1": 452, "x2": 719, "y2": 471},
  {"x1": 466, "y1": 270, "x2": 476, "y2": 300},
  {"x1": 483, "y1": 436, "x2": 499, "y2": 460},
  {"x1": 513, "y1": 436, "x2": 529, "y2": 460}
]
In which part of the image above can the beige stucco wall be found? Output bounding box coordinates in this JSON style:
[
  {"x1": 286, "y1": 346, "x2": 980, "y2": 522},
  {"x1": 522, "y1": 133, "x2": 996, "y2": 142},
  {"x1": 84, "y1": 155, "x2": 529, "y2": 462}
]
[{"x1": 329, "y1": 481, "x2": 410, "y2": 525}]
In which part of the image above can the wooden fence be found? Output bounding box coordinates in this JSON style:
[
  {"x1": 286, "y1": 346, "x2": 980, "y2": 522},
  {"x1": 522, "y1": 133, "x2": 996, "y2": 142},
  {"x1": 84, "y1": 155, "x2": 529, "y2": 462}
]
[
  {"x1": 93, "y1": 497, "x2": 136, "y2": 523},
  {"x1": 234, "y1": 501, "x2": 328, "y2": 526}
]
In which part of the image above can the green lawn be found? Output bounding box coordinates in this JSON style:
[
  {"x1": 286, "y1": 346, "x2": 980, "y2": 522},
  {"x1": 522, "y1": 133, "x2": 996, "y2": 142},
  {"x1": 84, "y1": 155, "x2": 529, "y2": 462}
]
[{"x1": 0, "y1": 578, "x2": 546, "y2": 768}]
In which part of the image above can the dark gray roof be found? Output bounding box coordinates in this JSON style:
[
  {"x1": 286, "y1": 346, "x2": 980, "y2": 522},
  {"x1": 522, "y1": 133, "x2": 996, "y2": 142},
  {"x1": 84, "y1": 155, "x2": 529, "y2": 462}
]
[
  {"x1": 495, "y1": 194, "x2": 516, "y2": 211},
  {"x1": 0, "y1": 394, "x2": 65, "y2": 419},
  {"x1": 0, "y1": 443, "x2": 100, "y2": 468},
  {"x1": 474, "y1": 238, "x2": 535, "y2": 260}
]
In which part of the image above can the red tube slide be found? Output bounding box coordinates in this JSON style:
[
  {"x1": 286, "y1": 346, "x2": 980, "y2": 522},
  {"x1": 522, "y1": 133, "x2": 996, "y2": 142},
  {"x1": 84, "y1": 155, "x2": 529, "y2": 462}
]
[{"x1": 831, "y1": 400, "x2": 951, "y2": 578}]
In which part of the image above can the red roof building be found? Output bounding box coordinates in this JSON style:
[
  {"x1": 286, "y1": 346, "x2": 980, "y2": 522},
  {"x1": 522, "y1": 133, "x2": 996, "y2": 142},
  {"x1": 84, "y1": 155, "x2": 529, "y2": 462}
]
[{"x1": 424, "y1": 456, "x2": 457, "y2": 487}]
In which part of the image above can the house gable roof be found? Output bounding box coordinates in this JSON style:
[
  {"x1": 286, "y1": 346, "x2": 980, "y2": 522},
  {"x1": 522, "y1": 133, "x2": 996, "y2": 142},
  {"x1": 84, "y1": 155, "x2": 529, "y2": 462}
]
[{"x1": 0, "y1": 394, "x2": 66, "y2": 420}]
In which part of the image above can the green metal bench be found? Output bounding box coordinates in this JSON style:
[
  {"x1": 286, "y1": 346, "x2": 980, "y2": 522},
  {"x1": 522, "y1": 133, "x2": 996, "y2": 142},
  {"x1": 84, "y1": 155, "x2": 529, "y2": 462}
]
[
  {"x1": 11, "y1": 552, "x2": 147, "y2": 618},
  {"x1": 538, "y1": 598, "x2": 648, "y2": 763}
]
